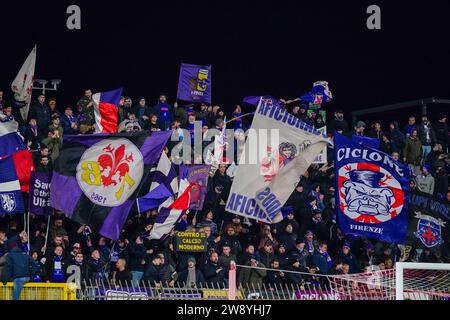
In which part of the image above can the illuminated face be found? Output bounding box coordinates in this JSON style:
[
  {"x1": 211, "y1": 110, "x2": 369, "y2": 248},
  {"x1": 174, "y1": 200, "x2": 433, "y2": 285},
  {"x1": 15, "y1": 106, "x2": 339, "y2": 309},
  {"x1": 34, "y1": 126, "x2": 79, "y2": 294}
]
[
  {"x1": 391, "y1": 152, "x2": 399, "y2": 161},
  {"x1": 55, "y1": 246, "x2": 63, "y2": 256},
  {"x1": 223, "y1": 247, "x2": 231, "y2": 255},
  {"x1": 210, "y1": 252, "x2": 219, "y2": 263},
  {"x1": 75, "y1": 254, "x2": 84, "y2": 264},
  {"x1": 92, "y1": 250, "x2": 100, "y2": 260}
]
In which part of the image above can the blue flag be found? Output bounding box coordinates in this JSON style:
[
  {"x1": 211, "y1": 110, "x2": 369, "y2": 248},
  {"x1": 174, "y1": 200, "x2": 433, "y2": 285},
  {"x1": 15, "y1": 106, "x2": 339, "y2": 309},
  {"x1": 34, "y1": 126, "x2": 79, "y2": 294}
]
[
  {"x1": 177, "y1": 63, "x2": 212, "y2": 104},
  {"x1": 137, "y1": 183, "x2": 173, "y2": 213},
  {"x1": 300, "y1": 81, "x2": 333, "y2": 105},
  {"x1": 0, "y1": 155, "x2": 25, "y2": 214},
  {"x1": 334, "y1": 132, "x2": 410, "y2": 243},
  {"x1": 352, "y1": 135, "x2": 380, "y2": 150},
  {"x1": 242, "y1": 96, "x2": 284, "y2": 109}
]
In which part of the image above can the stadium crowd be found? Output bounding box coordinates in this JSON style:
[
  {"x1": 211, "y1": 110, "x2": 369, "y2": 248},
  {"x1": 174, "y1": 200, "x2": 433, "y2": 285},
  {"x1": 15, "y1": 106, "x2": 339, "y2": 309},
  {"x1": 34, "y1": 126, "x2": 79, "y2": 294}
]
[{"x1": 0, "y1": 88, "x2": 449, "y2": 298}]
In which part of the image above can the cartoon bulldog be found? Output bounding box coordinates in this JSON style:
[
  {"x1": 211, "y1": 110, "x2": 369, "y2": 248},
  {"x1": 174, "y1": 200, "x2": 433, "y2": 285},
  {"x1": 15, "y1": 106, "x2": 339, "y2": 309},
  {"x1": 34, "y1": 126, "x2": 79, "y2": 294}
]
[{"x1": 342, "y1": 170, "x2": 393, "y2": 216}]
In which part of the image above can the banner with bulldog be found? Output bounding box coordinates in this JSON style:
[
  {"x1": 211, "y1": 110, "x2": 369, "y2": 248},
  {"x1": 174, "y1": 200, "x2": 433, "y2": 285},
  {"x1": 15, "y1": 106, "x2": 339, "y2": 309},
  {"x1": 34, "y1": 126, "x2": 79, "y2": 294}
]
[
  {"x1": 226, "y1": 98, "x2": 329, "y2": 224},
  {"x1": 334, "y1": 132, "x2": 410, "y2": 243},
  {"x1": 405, "y1": 190, "x2": 449, "y2": 252}
]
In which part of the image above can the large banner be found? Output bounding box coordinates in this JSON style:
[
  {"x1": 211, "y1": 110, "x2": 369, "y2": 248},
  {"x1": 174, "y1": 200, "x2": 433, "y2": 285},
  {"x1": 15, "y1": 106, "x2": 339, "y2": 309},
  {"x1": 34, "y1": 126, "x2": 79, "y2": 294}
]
[
  {"x1": 334, "y1": 132, "x2": 410, "y2": 243},
  {"x1": 312, "y1": 126, "x2": 327, "y2": 164},
  {"x1": 226, "y1": 98, "x2": 329, "y2": 223},
  {"x1": 177, "y1": 63, "x2": 212, "y2": 104},
  {"x1": 175, "y1": 231, "x2": 208, "y2": 252},
  {"x1": 405, "y1": 190, "x2": 449, "y2": 252},
  {"x1": 50, "y1": 131, "x2": 171, "y2": 240},
  {"x1": 29, "y1": 171, "x2": 53, "y2": 215},
  {"x1": 186, "y1": 164, "x2": 210, "y2": 211}
]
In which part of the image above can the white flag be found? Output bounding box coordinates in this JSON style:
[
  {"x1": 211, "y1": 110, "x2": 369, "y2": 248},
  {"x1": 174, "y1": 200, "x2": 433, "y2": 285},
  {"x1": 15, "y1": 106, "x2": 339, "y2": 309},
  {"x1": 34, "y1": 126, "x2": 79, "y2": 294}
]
[
  {"x1": 226, "y1": 98, "x2": 330, "y2": 224},
  {"x1": 11, "y1": 45, "x2": 36, "y2": 120}
]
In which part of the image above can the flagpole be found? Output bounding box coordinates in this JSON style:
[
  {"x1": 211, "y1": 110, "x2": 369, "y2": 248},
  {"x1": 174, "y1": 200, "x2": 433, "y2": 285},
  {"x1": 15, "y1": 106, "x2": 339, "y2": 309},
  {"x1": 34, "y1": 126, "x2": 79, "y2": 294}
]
[
  {"x1": 225, "y1": 112, "x2": 254, "y2": 124},
  {"x1": 23, "y1": 212, "x2": 26, "y2": 233},
  {"x1": 27, "y1": 212, "x2": 30, "y2": 254},
  {"x1": 43, "y1": 215, "x2": 51, "y2": 256}
]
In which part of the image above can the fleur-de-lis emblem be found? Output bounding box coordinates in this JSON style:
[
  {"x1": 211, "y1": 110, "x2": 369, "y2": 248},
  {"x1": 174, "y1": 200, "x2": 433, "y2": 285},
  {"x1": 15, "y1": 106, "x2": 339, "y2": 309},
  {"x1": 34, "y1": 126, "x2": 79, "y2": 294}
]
[{"x1": 97, "y1": 144, "x2": 135, "y2": 200}]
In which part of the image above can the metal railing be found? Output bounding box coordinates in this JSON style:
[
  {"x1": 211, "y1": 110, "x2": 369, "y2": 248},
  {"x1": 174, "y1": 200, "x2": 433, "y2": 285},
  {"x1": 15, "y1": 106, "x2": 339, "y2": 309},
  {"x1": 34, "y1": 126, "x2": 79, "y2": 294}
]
[{"x1": 78, "y1": 279, "x2": 338, "y2": 300}]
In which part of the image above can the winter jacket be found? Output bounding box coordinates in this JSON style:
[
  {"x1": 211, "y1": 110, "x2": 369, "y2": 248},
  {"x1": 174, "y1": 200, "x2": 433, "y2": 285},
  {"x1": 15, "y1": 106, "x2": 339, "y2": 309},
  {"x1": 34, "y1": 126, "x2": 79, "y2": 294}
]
[
  {"x1": 329, "y1": 117, "x2": 349, "y2": 133},
  {"x1": 219, "y1": 235, "x2": 242, "y2": 255},
  {"x1": 60, "y1": 115, "x2": 80, "y2": 135},
  {"x1": 142, "y1": 263, "x2": 162, "y2": 285},
  {"x1": 29, "y1": 102, "x2": 51, "y2": 136},
  {"x1": 44, "y1": 254, "x2": 68, "y2": 282},
  {"x1": 310, "y1": 250, "x2": 332, "y2": 275},
  {"x1": 416, "y1": 174, "x2": 435, "y2": 195},
  {"x1": 389, "y1": 122, "x2": 406, "y2": 152},
  {"x1": 336, "y1": 252, "x2": 360, "y2": 274},
  {"x1": 41, "y1": 135, "x2": 63, "y2": 161},
  {"x1": 433, "y1": 122, "x2": 449, "y2": 148},
  {"x1": 278, "y1": 232, "x2": 297, "y2": 252},
  {"x1": 128, "y1": 243, "x2": 147, "y2": 272},
  {"x1": 238, "y1": 261, "x2": 267, "y2": 287},
  {"x1": 218, "y1": 253, "x2": 236, "y2": 271},
  {"x1": 202, "y1": 260, "x2": 226, "y2": 286},
  {"x1": 265, "y1": 269, "x2": 288, "y2": 286},
  {"x1": 403, "y1": 137, "x2": 422, "y2": 165},
  {"x1": 5, "y1": 248, "x2": 33, "y2": 279},
  {"x1": 177, "y1": 268, "x2": 206, "y2": 286}
]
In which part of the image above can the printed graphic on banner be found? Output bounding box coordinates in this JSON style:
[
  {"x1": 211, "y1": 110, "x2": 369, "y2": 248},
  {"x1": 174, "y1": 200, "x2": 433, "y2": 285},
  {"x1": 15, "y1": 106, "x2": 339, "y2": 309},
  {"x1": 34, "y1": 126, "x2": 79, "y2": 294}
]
[
  {"x1": 175, "y1": 231, "x2": 208, "y2": 252},
  {"x1": 406, "y1": 190, "x2": 449, "y2": 252},
  {"x1": 313, "y1": 126, "x2": 327, "y2": 164},
  {"x1": 186, "y1": 164, "x2": 210, "y2": 210},
  {"x1": 334, "y1": 131, "x2": 410, "y2": 243},
  {"x1": 29, "y1": 171, "x2": 53, "y2": 215},
  {"x1": 177, "y1": 63, "x2": 212, "y2": 103},
  {"x1": 76, "y1": 138, "x2": 144, "y2": 207},
  {"x1": 295, "y1": 291, "x2": 342, "y2": 300},
  {"x1": 0, "y1": 154, "x2": 26, "y2": 214},
  {"x1": 226, "y1": 98, "x2": 329, "y2": 224},
  {"x1": 50, "y1": 131, "x2": 171, "y2": 240}
]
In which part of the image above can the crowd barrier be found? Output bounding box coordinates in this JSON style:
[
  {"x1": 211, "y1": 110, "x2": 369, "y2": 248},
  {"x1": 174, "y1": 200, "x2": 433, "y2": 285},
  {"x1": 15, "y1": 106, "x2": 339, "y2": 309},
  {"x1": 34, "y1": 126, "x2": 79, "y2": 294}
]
[{"x1": 0, "y1": 282, "x2": 78, "y2": 300}]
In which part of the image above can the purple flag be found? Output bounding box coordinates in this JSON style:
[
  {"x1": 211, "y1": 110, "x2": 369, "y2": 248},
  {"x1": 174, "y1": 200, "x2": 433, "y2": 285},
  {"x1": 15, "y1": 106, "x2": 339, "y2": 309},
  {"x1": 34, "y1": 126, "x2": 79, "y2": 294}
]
[
  {"x1": 50, "y1": 132, "x2": 171, "y2": 240},
  {"x1": 177, "y1": 63, "x2": 212, "y2": 104},
  {"x1": 186, "y1": 164, "x2": 210, "y2": 210},
  {"x1": 29, "y1": 171, "x2": 53, "y2": 215}
]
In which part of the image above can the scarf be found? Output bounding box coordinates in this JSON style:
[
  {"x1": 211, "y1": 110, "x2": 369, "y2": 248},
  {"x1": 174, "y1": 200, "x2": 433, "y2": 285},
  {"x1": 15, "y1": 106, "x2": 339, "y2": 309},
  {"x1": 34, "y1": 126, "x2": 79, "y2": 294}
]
[
  {"x1": 187, "y1": 267, "x2": 197, "y2": 287},
  {"x1": 29, "y1": 124, "x2": 38, "y2": 137},
  {"x1": 53, "y1": 255, "x2": 65, "y2": 282},
  {"x1": 306, "y1": 240, "x2": 315, "y2": 253}
]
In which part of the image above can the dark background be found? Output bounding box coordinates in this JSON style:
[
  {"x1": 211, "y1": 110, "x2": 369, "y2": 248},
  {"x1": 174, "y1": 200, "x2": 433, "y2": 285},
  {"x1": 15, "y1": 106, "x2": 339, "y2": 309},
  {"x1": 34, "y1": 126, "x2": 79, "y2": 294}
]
[{"x1": 1, "y1": 0, "x2": 449, "y2": 125}]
